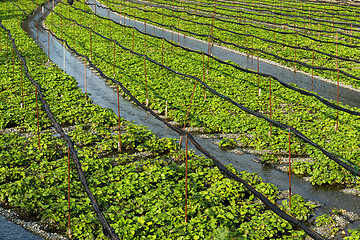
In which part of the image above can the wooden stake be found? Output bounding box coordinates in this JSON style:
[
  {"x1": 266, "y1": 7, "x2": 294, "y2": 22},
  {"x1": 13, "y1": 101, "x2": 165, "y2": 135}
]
[
  {"x1": 35, "y1": 86, "x2": 41, "y2": 152},
  {"x1": 294, "y1": 32, "x2": 297, "y2": 72},
  {"x1": 113, "y1": 40, "x2": 116, "y2": 78},
  {"x1": 251, "y1": 35, "x2": 254, "y2": 69},
  {"x1": 67, "y1": 146, "x2": 72, "y2": 239},
  {"x1": 132, "y1": 28, "x2": 134, "y2": 54},
  {"x1": 269, "y1": 77, "x2": 272, "y2": 136},
  {"x1": 84, "y1": 59, "x2": 87, "y2": 103},
  {"x1": 12, "y1": 44, "x2": 14, "y2": 78},
  {"x1": 179, "y1": 81, "x2": 198, "y2": 145},
  {"x1": 165, "y1": 100, "x2": 168, "y2": 118},
  {"x1": 144, "y1": 56, "x2": 148, "y2": 107},
  {"x1": 311, "y1": 49, "x2": 314, "y2": 91},
  {"x1": 202, "y1": 52, "x2": 206, "y2": 100},
  {"x1": 117, "y1": 85, "x2": 122, "y2": 152},
  {"x1": 257, "y1": 50, "x2": 260, "y2": 96},
  {"x1": 184, "y1": 135, "x2": 188, "y2": 223},
  {"x1": 90, "y1": 30, "x2": 92, "y2": 61},
  {"x1": 20, "y1": 63, "x2": 24, "y2": 108},
  {"x1": 350, "y1": 23, "x2": 353, "y2": 45},
  {"x1": 288, "y1": 129, "x2": 291, "y2": 210},
  {"x1": 161, "y1": 38, "x2": 164, "y2": 72}
]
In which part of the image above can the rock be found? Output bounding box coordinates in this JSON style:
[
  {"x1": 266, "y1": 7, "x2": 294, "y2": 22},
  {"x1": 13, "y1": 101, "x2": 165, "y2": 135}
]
[
  {"x1": 340, "y1": 188, "x2": 360, "y2": 196},
  {"x1": 228, "y1": 149, "x2": 245, "y2": 155},
  {"x1": 333, "y1": 215, "x2": 350, "y2": 229},
  {"x1": 342, "y1": 211, "x2": 360, "y2": 222}
]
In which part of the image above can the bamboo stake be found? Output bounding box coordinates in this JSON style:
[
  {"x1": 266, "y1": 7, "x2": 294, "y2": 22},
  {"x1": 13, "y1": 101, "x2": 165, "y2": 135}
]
[
  {"x1": 67, "y1": 146, "x2": 72, "y2": 239},
  {"x1": 85, "y1": 59, "x2": 87, "y2": 103},
  {"x1": 311, "y1": 49, "x2": 314, "y2": 91},
  {"x1": 294, "y1": 32, "x2": 297, "y2": 72},
  {"x1": 161, "y1": 38, "x2": 164, "y2": 72},
  {"x1": 90, "y1": 30, "x2": 92, "y2": 60},
  {"x1": 288, "y1": 129, "x2": 291, "y2": 210},
  {"x1": 335, "y1": 33, "x2": 339, "y2": 131},
  {"x1": 179, "y1": 81, "x2": 198, "y2": 145},
  {"x1": 202, "y1": 52, "x2": 206, "y2": 100},
  {"x1": 20, "y1": 63, "x2": 24, "y2": 108},
  {"x1": 117, "y1": 85, "x2": 122, "y2": 152},
  {"x1": 165, "y1": 100, "x2": 168, "y2": 118},
  {"x1": 12, "y1": 44, "x2": 14, "y2": 78},
  {"x1": 144, "y1": 56, "x2": 148, "y2": 107},
  {"x1": 184, "y1": 135, "x2": 188, "y2": 223},
  {"x1": 269, "y1": 77, "x2": 272, "y2": 136},
  {"x1": 350, "y1": 23, "x2": 352, "y2": 45},
  {"x1": 113, "y1": 40, "x2": 116, "y2": 78},
  {"x1": 132, "y1": 28, "x2": 134, "y2": 54},
  {"x1": 257, "y1": 50, "x2": 260, "y2": 96},
  {"x1": 35, "y1": 86, "x2": 41, "y2": 152}
]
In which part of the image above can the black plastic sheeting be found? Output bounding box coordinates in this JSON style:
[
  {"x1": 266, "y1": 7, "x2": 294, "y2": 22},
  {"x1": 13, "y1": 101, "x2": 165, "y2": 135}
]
[{"x1": 0, "y1": 17, "x2": 119, "y2": 240}]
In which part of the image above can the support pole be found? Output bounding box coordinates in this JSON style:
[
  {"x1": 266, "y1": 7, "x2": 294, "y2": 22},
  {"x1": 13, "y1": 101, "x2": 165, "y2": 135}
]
[
  {"x1": 67, "y1": 146, "x2": 72, "y2": 239},
  {"x1": 20, "y1": 63, "x2": 24, "y2": 108},
  {"x1": 311, "y1": 49, "x2": 314, "y2": 91},
  {"x1": 85, "y1": 59, "x2": 87, "y2": 103},
  {"x1": 269, "y1": 77, "x2": 272, "y2": 136},
  {"x1": 202, "y1": 52, "x2": 206, "y2": 100},
  {"x1": 35, "y1": 86, "x2": 41, "y2": 152},
  {"x1": 117, "y1": 85, "x2": 122, "y2": 152},
  {"x1": 179, "y1": 81, "x2": 198, "y2": 145},
  {"x1": 184, "y1": 135, "x2": 188, "y2": 223},
  {"x1": 144, "y1": 56, "x2": 148, "y2": 107},
  {"x1": 288, "y1": 129, "x2": 291, "y2": 210}
]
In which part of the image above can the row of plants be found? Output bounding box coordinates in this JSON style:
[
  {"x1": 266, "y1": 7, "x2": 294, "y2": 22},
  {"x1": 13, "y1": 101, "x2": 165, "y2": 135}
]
[
  {"x1": 98, "y1": 0, "x2": 360, "y2": 89},
  {"x1": 47, "y1": 1, "x2": 360, "y2": 187},
  {"x1": 0, "y1": 0, "x2": 332, "y2": 239}
]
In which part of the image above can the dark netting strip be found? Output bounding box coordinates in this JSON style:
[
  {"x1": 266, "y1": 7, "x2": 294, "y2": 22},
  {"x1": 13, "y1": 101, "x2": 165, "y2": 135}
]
[
  {"x1": 85, "y1": 2, "x2": 360, "y2": 81},
  {"x1": 186, "y1": 0, "x2": 360, "y2": 17},
  {"x1": 115, "y1": 0, "x2": 360, "y2": 34},
  {"x1": 73, "y1": 1, "x2": 360, "y2": 117},
  {"x1": 143, "y1": 0, "x2": 360, "y2": 25},
  {"x1": 43, "y1": 1, "x2": 360, "y2": 177},
  {"x1": 1, "y1": 11, "x2": 120, "y2": 240},
  {"x1": 41, "y1": 14, "x2": 329, "y2": 239},
  {"x1": 96, "y1": 0, "x2": 360, "y2": 49},
  {"x1": 212, "y1": 0, "x2": 360, "y2": 15}
]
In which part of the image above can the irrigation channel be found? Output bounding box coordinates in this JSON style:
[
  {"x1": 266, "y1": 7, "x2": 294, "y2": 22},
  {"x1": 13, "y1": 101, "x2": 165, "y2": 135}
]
[{"x1": 9, "y1": 0, "x2": 359, "y2": 238}]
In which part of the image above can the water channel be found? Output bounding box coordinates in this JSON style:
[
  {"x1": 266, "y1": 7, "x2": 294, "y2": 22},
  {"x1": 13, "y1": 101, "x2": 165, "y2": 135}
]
[{"x1": 7, "y1": 0, "x2": 360, "y2": 238}]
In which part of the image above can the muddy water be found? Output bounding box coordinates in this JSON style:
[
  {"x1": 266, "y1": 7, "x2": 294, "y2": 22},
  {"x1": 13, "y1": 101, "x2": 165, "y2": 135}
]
[{"x1": 18, "y1": 0, "x2": 360, "y2": 236}]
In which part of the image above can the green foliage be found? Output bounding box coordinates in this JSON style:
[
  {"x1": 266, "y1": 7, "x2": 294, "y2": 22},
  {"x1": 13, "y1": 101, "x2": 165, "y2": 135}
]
[
  {"x1": 46, "y1": 0, "x2": 360, "y2": 186},
  {"x1": 316, "y1": 214, "x2": 335, "y2": 227},
  {"x1": 218, "y1": 137, "x2": 237, "y2": 149}
]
